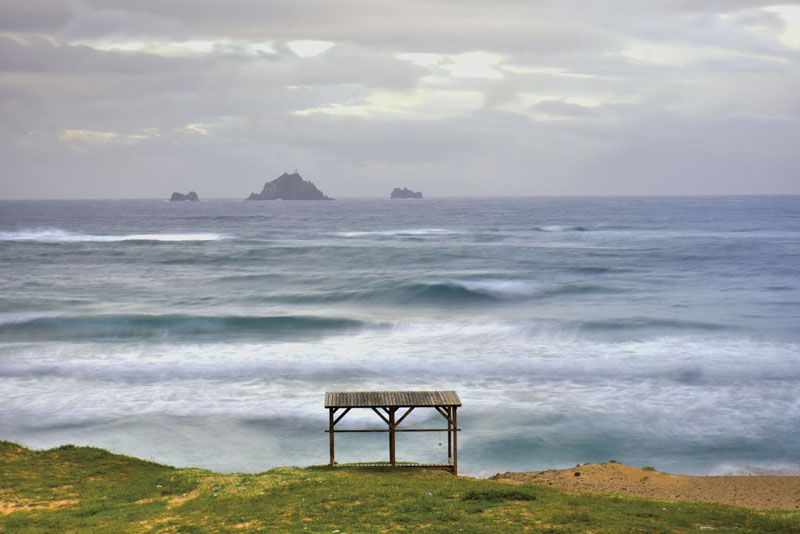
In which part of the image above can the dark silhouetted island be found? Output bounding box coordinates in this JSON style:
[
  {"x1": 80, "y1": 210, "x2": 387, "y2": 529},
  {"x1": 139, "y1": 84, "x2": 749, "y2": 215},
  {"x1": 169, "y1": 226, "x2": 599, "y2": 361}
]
[
  {"x1": 391, "y1": 187, "x2": 423, "y2": 199},
  {"x1": 170, "y1": 191, "x2": 199, "y2": 201},
  {"x1": 246, "y1": 172, "x2": 333, "y2": 200}
]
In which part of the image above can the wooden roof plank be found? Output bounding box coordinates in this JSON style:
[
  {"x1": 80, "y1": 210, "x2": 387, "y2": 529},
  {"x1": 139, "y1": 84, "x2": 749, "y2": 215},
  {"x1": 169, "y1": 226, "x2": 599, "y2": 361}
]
[{"x1": 325, "y1": 391, "x2": 461, "y2": 408}]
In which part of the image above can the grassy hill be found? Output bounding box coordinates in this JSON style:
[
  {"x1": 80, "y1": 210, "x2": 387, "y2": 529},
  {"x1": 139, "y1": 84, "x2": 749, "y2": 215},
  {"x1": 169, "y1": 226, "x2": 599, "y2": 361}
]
[{"x1": 1, "y1": 441, "x2": 797, "y2": 533}]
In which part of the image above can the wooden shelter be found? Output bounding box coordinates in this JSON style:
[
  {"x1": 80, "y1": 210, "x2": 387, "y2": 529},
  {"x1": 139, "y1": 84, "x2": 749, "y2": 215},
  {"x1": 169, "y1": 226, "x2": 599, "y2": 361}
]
[{"x1": 325, "y1": 391, "x2": 461, "y2": 475}]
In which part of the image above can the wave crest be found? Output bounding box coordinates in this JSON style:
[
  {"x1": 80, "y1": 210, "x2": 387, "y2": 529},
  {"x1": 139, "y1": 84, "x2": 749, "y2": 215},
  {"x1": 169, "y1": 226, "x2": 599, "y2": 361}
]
[
  {"x1": 402, "y1": 279, "x2": 537, "y2": 303},
  {"x1": 0, "y1": 314, "x2": 368, "y2": 342},
  {"x1": 245, "y1": 280, "x2": 614, "y2": 306},
  {"x1": 534, "y1": 225, "x2": 589, "y2": 232},
  {"x1": 334, "y1": 228, "x2": 455, "y2": 238},
  {"x1": 0, "y1": 229, "x2": 225, "y2": 242},
  {"x1": 579, "y1": 317, "x2": 727, "y2": 333}
]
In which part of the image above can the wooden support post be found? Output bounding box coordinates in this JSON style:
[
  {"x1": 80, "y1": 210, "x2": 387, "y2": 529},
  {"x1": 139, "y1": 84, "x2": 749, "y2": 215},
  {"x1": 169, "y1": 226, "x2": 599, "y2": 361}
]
[
  {"x1": 329, "y1": 408, "x2": 335, "y2": 467},
  {"x1": 452, "y1": 407, "x2": 458, "y2": 476},
  {"x1": 447, "y1": 406, "x2": 452, "y2": 461},
  {"x1": 389, "y1": 407, "x2": 397, "y2": 466}
]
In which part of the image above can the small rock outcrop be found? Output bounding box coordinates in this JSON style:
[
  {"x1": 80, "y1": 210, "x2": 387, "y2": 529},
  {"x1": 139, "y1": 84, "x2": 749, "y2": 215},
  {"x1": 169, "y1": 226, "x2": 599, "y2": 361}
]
[
  {"x1": 170, "y1": 191, "x2": 199, "y2": 201},
  {"x1": 391, "y1": 187, "x2": 423, "y2": 199},
  {"x1": 246, "y1": 172, "x2": 333, "y2": 200}
]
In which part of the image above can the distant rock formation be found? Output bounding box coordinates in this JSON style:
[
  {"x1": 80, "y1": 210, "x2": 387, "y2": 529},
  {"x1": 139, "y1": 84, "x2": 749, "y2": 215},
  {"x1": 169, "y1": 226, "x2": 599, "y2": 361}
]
[
  {"x1": 391, "y1": 187, "x2": 423, "y2": 199},
  {"x1": 246, "y1": 172, "x2": 333, "y2": 200},
  {"x1": 170, "y1": 191, "x2": 199, "y2": 201}
]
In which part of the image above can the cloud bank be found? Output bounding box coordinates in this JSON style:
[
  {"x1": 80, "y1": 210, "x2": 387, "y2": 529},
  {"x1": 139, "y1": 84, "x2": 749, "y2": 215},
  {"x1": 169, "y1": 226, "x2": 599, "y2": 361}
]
[{"x1": 1, "y1": 0, "x2": 798, "y2": 198}]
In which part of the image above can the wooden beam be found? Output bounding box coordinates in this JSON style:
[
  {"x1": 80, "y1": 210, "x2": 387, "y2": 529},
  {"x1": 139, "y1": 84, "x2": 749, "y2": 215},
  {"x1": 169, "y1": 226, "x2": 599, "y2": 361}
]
[
  {"x1": 434, "y1": 406, "x2": 454, "y2": 426},
  {"x1": 332, "y1": 407, "x2": 351, "y2": 427},
  {"x1": 389, "y1": 408, "x2": 397, "y2": 466},
  {"x1": 325, "y1": 428, "x2": 461, "y2": 433},
  {"x1": 394, "y1": 406, "x2": 415, "y2": 427},
  {"x1": 447, "y1": 406, "x2": 452, "y2": 461},
  {"x1": 329, "y1": 408, "x2": 335, "y2": 467},
  {"x1": 452, "y1": 407, "x2": 458, "y2": 476},
  {"x1": 371, "y1": 407, "x2": 390, "y2": 426}
]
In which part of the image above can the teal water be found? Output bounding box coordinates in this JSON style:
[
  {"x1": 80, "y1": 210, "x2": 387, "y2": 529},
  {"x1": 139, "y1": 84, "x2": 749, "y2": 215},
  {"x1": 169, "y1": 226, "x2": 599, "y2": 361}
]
[{"x1": 1, "y1": 196, "x2": 799, "y2": 475}]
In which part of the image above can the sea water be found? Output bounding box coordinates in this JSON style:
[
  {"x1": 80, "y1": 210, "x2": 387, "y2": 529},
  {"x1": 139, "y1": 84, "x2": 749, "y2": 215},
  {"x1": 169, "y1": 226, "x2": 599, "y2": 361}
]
[{"x1": 1, "y1": 196, "x2": 798, "y2": 476}]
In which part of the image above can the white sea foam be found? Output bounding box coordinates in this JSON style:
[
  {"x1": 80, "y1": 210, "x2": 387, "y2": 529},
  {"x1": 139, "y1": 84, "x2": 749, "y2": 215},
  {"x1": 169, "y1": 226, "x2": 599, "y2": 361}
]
[
  {"x1": 0, "y1": 229, "x2": 225, "y2": 242},
  {"x1": 538, "y1": 225, "x2": 585, "y2": 232},
  {"x1": 3, "y1": 324, "x2": 797, "y2": 422},
  {"x1": 0, "y1": 312, "x2": 57, "y2": 326},
  {"x1": 334, "y1": 228, "x2": 456, "y2": 237},
  {"x1": 450, "y1": 279, "x2": 538, "y2": 299},
  {"x1": 3, "y1": 325, "x2": 798, "y2": 473},
  {"x1": 708, "y1": 463, "x2": 800, "y2": 476}
]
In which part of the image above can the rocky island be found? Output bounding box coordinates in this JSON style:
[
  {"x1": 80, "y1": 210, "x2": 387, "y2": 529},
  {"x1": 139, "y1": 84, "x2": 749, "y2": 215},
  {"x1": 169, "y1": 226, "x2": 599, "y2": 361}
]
[
  {"x1": 246, "y1": 172, "x2": 333, "y2": 200},
  {"x1": 391, "y1": 187, "x2": 423, "y2": 199},
  {"x1": 169, "y1": 191, "x2": 199, "y2": 201}
]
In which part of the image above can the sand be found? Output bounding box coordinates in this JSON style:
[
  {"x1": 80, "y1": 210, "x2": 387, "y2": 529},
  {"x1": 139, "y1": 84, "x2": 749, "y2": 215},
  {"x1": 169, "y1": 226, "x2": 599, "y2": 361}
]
[{"x1": 490, "y1": 462, "x2": 800, "y2": 510}]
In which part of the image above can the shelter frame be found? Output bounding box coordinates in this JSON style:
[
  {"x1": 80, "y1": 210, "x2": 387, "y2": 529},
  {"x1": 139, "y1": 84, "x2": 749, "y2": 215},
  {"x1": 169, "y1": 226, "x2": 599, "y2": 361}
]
[{"x1": 325, "y1": 391, "x2": 461, "y2": 475}]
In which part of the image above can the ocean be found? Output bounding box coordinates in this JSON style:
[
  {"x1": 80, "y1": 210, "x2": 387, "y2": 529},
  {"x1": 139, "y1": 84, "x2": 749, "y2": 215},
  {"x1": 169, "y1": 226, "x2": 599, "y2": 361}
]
[{"x1": 1, "y1": 196, "x2": 798, "y2": 477}]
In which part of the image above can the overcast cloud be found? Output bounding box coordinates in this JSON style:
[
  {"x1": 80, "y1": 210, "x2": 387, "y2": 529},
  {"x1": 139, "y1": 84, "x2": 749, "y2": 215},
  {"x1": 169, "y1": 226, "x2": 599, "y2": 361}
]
[{"x1": 1, "y1": 0, "x2": 798, "y2": 198}]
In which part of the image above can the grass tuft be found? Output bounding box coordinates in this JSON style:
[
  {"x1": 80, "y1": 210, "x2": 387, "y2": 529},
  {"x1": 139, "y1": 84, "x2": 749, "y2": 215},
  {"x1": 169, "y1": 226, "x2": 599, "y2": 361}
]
[{"x1": 463, "y1": 488, "x2": 538, "y2": 502}]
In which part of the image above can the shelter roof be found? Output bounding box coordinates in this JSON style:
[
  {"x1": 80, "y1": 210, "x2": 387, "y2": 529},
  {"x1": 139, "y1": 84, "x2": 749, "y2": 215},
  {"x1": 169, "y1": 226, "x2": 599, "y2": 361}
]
[{"x1": 325, "y1": 391, "x2": 461, "y2": 408}]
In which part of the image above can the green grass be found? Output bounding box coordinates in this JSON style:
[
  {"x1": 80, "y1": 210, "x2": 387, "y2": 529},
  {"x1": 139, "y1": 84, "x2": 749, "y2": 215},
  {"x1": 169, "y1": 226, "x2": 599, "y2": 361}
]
[{"x1": 1, "y1": 441, "x2": 798, "y2": 533}]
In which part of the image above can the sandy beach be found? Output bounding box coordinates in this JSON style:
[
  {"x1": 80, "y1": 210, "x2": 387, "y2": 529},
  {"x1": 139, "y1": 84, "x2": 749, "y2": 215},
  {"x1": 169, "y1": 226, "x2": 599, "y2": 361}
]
[{"x1": 491, "y1": 462, "x2": 800, "y2": 510}]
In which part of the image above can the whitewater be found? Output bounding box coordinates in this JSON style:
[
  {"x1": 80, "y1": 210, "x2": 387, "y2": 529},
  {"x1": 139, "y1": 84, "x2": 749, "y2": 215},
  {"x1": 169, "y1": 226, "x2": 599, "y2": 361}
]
[{"x1": 1, "y1": 196, "x2": 798, "y2": 476}]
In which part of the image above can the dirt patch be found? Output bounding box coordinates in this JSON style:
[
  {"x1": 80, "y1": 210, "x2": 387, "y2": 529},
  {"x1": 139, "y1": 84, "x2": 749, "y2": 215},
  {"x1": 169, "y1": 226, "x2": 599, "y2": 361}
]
[
  {"x1": 234, "y1": 520, "x2": 262, "y2": 529},
  {"x1": 490, "y1": 463, "x2": 800, "y2": 510},
  {"x1": 0, "y1": 498, "x2": 79, "y2": 514},
  {"x1": 167, "y1": 488, "x2": 201, "y2": 507}
]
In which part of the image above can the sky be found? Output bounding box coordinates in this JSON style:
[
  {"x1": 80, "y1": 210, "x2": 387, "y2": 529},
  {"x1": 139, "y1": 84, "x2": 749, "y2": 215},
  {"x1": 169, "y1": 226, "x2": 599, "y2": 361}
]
[{"x1": 1, "y1": 0, "x2": 799, "y2": 199}]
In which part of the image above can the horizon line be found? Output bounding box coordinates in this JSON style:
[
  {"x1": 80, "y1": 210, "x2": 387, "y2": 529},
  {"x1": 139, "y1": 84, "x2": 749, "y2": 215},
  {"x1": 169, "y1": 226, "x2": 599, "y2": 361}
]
[{"x1": 2, "y1": 193, "x2": 800, "y2": 201}]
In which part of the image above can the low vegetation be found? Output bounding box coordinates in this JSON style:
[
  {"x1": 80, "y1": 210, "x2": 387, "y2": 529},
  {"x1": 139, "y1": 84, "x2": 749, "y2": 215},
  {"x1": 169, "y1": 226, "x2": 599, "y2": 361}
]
[{"x1": 1, "y1": 441, "x2": 798, "y2": 533}]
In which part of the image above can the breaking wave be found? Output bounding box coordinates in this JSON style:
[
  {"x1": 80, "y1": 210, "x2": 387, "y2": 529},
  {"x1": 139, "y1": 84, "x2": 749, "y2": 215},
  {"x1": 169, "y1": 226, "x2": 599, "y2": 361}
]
[
  {"x1": 398, "y1": 279, "x2": 537, "y2": 303},
  {"x1": 0, "y1": 314, "x2": 371, "y2": 342},
  {"x1": 0, "y1": 229, "x2": 225, "y2": 242},
  {"x1": 579, "y1": 317, "x2": 728, "y2": 333},
  {"x1": 534, "y1": 225, "x2": 590, "y2": 232},
  {"x1": 334, "y1": 228, "x2": 456, "y2": 238},
  {"x1": 245, "y1": 280, "x2": 616, "y2": 306}
]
